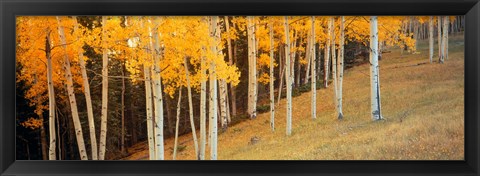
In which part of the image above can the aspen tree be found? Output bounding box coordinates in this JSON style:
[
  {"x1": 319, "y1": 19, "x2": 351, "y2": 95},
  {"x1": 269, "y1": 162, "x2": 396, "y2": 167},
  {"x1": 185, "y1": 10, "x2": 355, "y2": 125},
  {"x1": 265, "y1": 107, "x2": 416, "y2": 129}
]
[
  {"x1": 337, "y1": 16, "x2": 345, "y2": 120},
  {"x1": 74, "y1": 18, "x2": 98, "y2": 160},
  {"x1": 284, "y1": 16, "x2": 292, "y2": 136},
  {"x1": 442, "y1": 16, "x2": 449, "y2": 61},
  {"x1": 247, "y1": 16, "x2": 257, "y2": 119},
  {"x1": 45, "y1": 30, "x2": 57, "y2": 160},
  {"x1": 56, "y1": 16, "x2": 88, "y2": 160},
  {"x1": 324, "y1": 18, "x2": 332, "y2": 88},
  {"x1": 370, "y1": 16, "x2": 383, "y2": 121},
  {"x1": 184, "y1": 57, "x2": 199, "y2": 159},
  {"x1": 99, "y1": 16, "x2": 109, "y2": 160},
  {"x1": 438, "y1": 16, "x2": 442, "y2": 62},
  {"x1": 209, "y1": 16, "x2": 219, "y2": 160},
  {"x1": 173, "y1": 89, "x2": 182, "y2": 160},
  {"x1": 331, "y1": 17, "x2": 338, "y2": 113},
  {"x1": 311, "y1": 16, "x2": 317, "y2": 120},
  {"x1": 269, "y1": 23, "x2": 275, "y2": 131},
  {"x1": 151, "y1": 17, "x2": 165, "y2": 160}
]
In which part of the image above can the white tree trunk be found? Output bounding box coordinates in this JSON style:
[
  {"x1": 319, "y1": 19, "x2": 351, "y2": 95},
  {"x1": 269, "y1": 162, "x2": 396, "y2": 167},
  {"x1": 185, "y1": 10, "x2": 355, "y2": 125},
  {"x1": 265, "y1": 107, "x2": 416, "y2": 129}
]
[
  {"x1": 429, "y1": 16, "x2": 434, "y2": 63},
  {"x1": 247, "y1": 16, "x2": 257, "y2": 119},
  {"x1": 209, "y1": 16, "x2": 219, "y2": 160},
  {"x1": 219, "y1": 79, "x2": 228, "y2": 131},
  {"x1": 172, "y1": 89, "x2": 182, "y2": 160},
  {"x1": 324, "y1": 18, "x2": 332, "y2": 88},
  {"x1": 199, "y1": 46, "x2": 207, "y2": 160},
  {"x1": 45, "y1": 31, "x2": 57, "y2": 160},
  {"x1": 98, "y1": 16, "x2": 109, "y2": 160},
  {"x1": 284, "y1": 16, "x2": 292, "y2": 136},
  {"x1": 56, "y1": 16, "x2": 88, "y2": 160},
  {"x1": 331, "y1": 17, "x2": 338, "y2": 113},
  {"x1": 183, "y1": 57, "x2": 199, "y2": 159},
  {"x1": 151, "y1": 17, "x2": 165, "y2": 160},
  {"x1": 370, "y1": 16, "x2": 383, "y2": 121},
  {"x1": 269, "y1": 23, "x2": 275, "y2": 131},
  {"x1": 337, "y1": 16, "x2": 345, "y2": 120},
  {"x1": 74, "y1": 19, "x2": 98, "y2": 160},
  {"x1": 143, "y1": 65, "x2": 155, "y2": 160},
  {"x1": 311, "y1": 16, "x2": 317, "y2": 120}
]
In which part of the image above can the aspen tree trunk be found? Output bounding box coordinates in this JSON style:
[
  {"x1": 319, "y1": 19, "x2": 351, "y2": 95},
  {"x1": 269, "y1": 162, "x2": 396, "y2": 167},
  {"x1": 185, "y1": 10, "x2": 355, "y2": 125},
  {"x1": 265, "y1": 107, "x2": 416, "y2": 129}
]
[
  {"x1": 291, "y1": 31, "x2": 297, "y2": 88},
  {"x1": 98, "y1": 16, "x2": 109, "y2": 160},
  {"x1": 331, "y1": 17, "x2": 338, "y2": 112},
  {"x1": 438, "y1": 16, "x2": 442, "y2": 62},
  {"x1": 143, "y1": 65, "x2": 155, "y2": 160},
  {"x1": 311, "y1": 16, "x2": 317, "y2": 120},
  {"x1": 151, "y1": 17, "x2": 165, "y2": 160},
  {"x1": 370, "y1": 16, "x2": 383, "y2": 121},
  {"x1": 305, "y1": 33, "x2": 312, "y2": 84},
  {"x1": 284, "y1": 16, "x2": 292, "y2": 136},
  {"x1": 324, "y1": 18, "x2": 332, "y2": 88},
  {"x1": 247, "y1": 16, "x2": 257, "y2": 119},
  {"x1": 443, "y1": 16, "x2": 449, "y2": 60},
  {"x1": 219, "y1": 79, "x2": 228, "y2": 131},
  {"x1": 73, "y1": 20, "x2": 98, "y2": 160},
  {"x1": 269, "y1": 23, "x2": 275, "y2": 131},
  {"x1": 429, "y1": 16, "x2": 434, "y2": 63},
  {"x1": 277, "y1": 45, "x2": 284, "y2": 106},
  {"x1": 45, "y1": 30, "x2": 57, "y2": 160},
  {"x1": 224, "y1": 16, "x2": 237, "y2": 117},
  {"x1": 337, "y1": 16, "x2": 345, "y2": 120},
  {"x1": 172, "y1": 89, "x2": 182, "y2": 160},
  {"x1": 56, "y1": 17, "x2": 88, "y2": 160},
  {"x1": 199, "y1": 46, "x2": 207, "y2": 160},
  {"x1": 209, "y1": 16, "x2": 219, "y2": 160},
  {"x1": 183, "y1": 57, "x2": 199, "y2": 159}
]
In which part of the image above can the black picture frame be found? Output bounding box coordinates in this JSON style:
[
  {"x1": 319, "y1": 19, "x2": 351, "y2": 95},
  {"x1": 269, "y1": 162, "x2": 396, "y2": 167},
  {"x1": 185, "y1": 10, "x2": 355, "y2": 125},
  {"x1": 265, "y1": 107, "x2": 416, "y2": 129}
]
[{"x1": 1, "y1": 0, "x2": 479, "y2": 175}]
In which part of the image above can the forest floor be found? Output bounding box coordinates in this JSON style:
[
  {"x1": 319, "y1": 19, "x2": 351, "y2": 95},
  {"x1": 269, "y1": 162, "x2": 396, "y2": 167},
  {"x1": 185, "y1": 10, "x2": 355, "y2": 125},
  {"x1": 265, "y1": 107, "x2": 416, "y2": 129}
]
[{"x1": 123, "y1": 34, "x2": 464, "y2": 160}]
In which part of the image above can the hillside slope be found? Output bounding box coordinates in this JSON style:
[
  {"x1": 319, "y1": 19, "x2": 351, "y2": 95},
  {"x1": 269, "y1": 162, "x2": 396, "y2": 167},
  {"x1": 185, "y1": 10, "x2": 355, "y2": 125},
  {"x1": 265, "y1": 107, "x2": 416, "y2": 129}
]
[{"x1": 123, "y1": 34, "x2": 464, "y2": 160}]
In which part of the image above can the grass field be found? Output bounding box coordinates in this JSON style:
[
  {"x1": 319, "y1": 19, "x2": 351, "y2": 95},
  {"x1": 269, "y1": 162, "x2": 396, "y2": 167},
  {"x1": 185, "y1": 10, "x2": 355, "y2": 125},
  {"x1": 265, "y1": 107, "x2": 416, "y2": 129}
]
[{"x1": 124, "y1": 34, "x2": 464, "y2": 160}]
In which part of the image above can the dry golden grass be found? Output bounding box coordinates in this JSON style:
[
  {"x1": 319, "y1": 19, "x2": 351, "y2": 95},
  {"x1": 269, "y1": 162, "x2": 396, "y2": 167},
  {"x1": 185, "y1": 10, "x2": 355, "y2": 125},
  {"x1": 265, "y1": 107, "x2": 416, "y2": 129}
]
[{"x1": 123, "y1": 34, "x2": 464, "y2": 160}]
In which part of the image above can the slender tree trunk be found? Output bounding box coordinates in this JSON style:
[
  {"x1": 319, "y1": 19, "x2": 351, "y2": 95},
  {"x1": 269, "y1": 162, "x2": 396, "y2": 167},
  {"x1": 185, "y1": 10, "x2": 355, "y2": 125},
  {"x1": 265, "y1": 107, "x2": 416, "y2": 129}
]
[
  {"x1": 98, "y1": 16, "x2": 109, "y2": 160},
  {"x1": 269, "y1": 23, "x2": 275, "y2": 131},
  {"x1": 337, "y1": 16, "x2": 345, "y2": 120},
  {"x1": 224, "y1": 16, "x2": 237, "y2": 117},
  {"x1": 209, "y1": 16, "x2": 219, "y2": 160},
  {"x1": 324, "y1": 19, "x2": 332, "y2": 88},
  {"x1": 429, "y1": 16, "x2": 434, "y2": 63},
  {"x1": 45, "y1": 30, "x2": 57, "y2": 160},
  {"x1": 247, "y1": 16, "x2": 257, "y2": 119},
  {"x1": 219, "y1": 79, "x2": 228, "y2": 131},
  {"x1": 277, "y1": 44, "x2": 285, "y2": 106},
  {"x1": 184, "y1": 57, "x2": 199, "y2": 159},
  {"x1": 172, "y1": 89, "x2": 182, "y2": 160},
  {"x1": 56, "y1": 16, "x2": 88, "y2": 160},
  {"x1": 73, "y1": 19, "x2": 98, "y2": 160},
  {"x1": 199, "y1": 47, "x2": 207, "y2": 160},
  {"x1": 143, "y1": 64, "x2": 155, "y2": 160},
  {"x1": 284, "y1": 16, "x2": 292, "y2": 136},
  {"x1": 331, "y1": 17, "x2": 338, "y2": 113},
  {"x1": 151, "y1": 17, "x2": 165, "y2": 160},
  {"x1": 311, "y1": 16, "x2": 317, "y2": 120},
  {"x1": 370, "y1": 16, "x2": 383, "y2": 121}
]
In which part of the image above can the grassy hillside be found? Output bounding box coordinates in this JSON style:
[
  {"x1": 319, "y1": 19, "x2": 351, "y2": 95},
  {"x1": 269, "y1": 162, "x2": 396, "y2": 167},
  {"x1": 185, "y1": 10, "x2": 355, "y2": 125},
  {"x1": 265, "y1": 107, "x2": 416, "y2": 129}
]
[{"x1": 124, "y1": 34, "x2": 464, "y2": 160}]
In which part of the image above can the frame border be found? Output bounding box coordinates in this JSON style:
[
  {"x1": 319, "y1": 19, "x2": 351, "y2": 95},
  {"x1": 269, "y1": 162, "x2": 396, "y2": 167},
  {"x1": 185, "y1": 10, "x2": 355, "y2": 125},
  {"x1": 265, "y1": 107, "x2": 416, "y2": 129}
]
[{"x1": 1, "y1": 0, "x2": 479, "y2": 175}]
